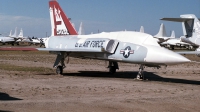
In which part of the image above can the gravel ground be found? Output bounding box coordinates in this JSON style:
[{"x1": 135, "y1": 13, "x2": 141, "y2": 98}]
[{"x1": 0, "y1": 50, "x2": 200, "y2": 112}]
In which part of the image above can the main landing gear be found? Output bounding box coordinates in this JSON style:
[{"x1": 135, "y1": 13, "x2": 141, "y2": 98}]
[
  {"x1": 108, "y1": 61, "x2": 119, "y2": 74},
  {"x1": 53, "y1": 52, "x2": 68, "y2": 75},
  {"x1": 56, "y1": 66, "x2": 63, "y2": 74}
]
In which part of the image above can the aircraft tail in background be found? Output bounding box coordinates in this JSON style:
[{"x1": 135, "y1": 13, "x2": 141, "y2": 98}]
[
  {"x1": 170, "y1": 30, "x2": 175, "y2": 38},
  {"x1": 11, "y1": 27, "x2": 17, "y2": 38},
  {"x1": 9, "y1": 30, "x2": 12, "y2": 37},
  {"x1": 140, "y1": 26, "x2": 144, "y2": 33},
  {"x1": 154, "y1": 23, "x2": 175, "y2": 43},
  {"x1": 179, "y1": 14, "x2": 200, "y2": 38},
  {"x1": 78, "y1": 22, "x2": 85, "y2": 35},
  {"x1": 154, "y1": 23, "x2": 167, "y2": 37},
  {"x1": 49, "y1": 0, "x2": 78, "y2": 36},
  {"x1": 18, "y1": 28, "x2": 23, "y2": 38}
]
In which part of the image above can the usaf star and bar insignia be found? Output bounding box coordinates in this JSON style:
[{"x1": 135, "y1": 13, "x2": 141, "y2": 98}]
[{"x1": 120, "y1": 46, "x2": 134, "y2": 58}]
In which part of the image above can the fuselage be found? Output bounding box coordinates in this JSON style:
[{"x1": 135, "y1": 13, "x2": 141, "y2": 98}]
[
  {"x1": 161, "y1": 38, "x2": 190, "y2": 46},
  {"x1": 45, "y1": 31, "x2": 190, "y2": 66},
  {"x1": 0, "y1": 36, "x2": 15, "y2": 43},
  {"x1": 181, "y1": 36, "x2": 200, "y2": 47}
]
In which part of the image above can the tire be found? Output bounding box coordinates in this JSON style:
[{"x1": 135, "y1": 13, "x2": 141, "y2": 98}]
[
  {"x1": 109, "y1": 66, "x2": 116, "y2": 74},
  {"x1": 56, "y1": 66, "x2": 63, "y2": 74},
  {"x1": 136, "y1": 74, "x2": 143, "y2": 80}
]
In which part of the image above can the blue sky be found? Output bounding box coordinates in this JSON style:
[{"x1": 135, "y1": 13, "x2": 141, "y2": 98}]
[{"x1": 0, "y1": 0, "x2": 199, "y2": 37}]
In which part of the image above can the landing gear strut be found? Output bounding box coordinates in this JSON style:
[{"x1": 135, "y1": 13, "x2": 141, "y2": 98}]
[
  {"x1": 53, "y1": 52, "x2": 68, "y2": 75},
  {"x1": 108, "y1": 61, "x2": 119, "y2": 74},
  {"x1": 137, "y1": 65, "x2": 144, "y2": 80}
]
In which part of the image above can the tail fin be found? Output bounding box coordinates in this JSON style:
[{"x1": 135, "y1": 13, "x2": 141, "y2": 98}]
[
  {"x1": 9, "y1": 30, "x2": 12, "y2": 37},
  {"x1": 11, "y1": 27, "x2": 17, "y2": 38},
  {"x1": 180, "y1": 14, "x2": 200, "y2": 38},
  {"x1": 154, "y1": 23, "x2": 167, "y2": 37},
  {"x1": 78, "y1": 22, "x2": 85, "y2": 35},
  {"x1": 170, "y1": 30, "x2": 175, "y2": 38},
  {"x1": 140, "y1": 26, "x2": 144, "y2": 33},
  {"x1": 49, "y1": 0, "x2": 78, "y2": 36},
  {"x1": 18, "y1": 28, "x2": 23, "y2": 38}
]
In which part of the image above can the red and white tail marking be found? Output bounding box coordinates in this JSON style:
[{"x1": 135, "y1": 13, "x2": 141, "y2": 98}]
[{"x1": 49, "y1": 0, "x2": 77, "y2": 36}]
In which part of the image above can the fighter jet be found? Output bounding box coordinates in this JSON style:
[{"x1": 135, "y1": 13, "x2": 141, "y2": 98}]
[{"x1": 0, "y1": 0, "x2": 190, "y2": 80}]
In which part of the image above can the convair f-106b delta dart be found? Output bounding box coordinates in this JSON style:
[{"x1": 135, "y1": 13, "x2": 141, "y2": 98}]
[{"x1": 0, "y1": 0, "x2": 190, "y2": 80}]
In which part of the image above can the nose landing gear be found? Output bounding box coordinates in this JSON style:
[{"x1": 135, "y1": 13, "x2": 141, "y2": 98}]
[{"x1": 137, "y1": 65, "x2": 144, "y2": 80}]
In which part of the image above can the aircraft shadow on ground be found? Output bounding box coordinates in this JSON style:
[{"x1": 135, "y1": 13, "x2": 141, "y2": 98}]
[
  {"x1": 0, "y1": 92, "x2": 22, "y2": 101},
  {"x1": 60, "y1": 71, "x2": 200, "y2": 85},
  {"x1": 0, "y1": 110, "x2": 13, "y2": 112}
]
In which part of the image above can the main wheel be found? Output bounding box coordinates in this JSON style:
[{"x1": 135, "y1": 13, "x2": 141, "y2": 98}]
[
  {"x1": 109, "y1": 66, "x2": 116, "y2": 74},
  {"x1": 56, "y1": 66, "x2": 63, "y2": 74}
]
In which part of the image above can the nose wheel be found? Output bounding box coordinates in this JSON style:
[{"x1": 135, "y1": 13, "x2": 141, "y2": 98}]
[{"x1": 137, "y1": 65, "x2": 144, "y2": 80}]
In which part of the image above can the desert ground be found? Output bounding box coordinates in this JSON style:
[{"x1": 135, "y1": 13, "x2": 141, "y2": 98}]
[{"x1": 0, "y1": 45, "x2": 200, "y2": 112}]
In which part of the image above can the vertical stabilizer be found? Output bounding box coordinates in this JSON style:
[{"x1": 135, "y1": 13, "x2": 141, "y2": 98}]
[
  {"x1": 49, "y1": 0, "x2": 78, "y2": 36},
  {"x1": 140, "y1": 26, "x2": 144, "y2": 33},
  {"x1": 9, "y1": 30, "x2": 12, "y2": 37},
  {"x1": 170, "y1": 30, "x2": 175, "y2": 38},
  {"x1": 18, "y1": 28, "x2": 23, "y2": 38},
  {"x1": 154, "y1": 23, "x2": 167, "y2": 37},
  {"x1": 180, "y1": 14, "x2": 200, "y2": 38},
  {"x1": 78, "y1": 22, "x2": 85, "y2": 35},
  {"x1": 180, "y1": 14, "x2": 200, "y2": 45},
  {"x1": 11, "y1": 27, "x2": 17, "y2": 38}
]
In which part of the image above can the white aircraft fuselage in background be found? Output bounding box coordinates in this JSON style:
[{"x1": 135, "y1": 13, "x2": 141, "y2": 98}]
[{"x1": 0, "y1": 36, "x2": 15, "y2": 43}]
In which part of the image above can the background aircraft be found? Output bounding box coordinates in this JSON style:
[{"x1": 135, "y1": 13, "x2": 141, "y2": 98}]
[
  {"x1": 0, "y1": 0, "x2": 191, "y2": 80},
  {"x1": 161, "y1": 37, "x2": 193, "y2": 50},
  {"x1": 0, "y1": 28, "x2": 19, "y2": 45},
  {"x1": 161, "y1": 14, "x2": 200, "y2": 50},
  {"x1": 154, "y1": 23, "x2": 175, "y2": 43},
  {"x1": 20, "y1": 36, "x2": 48, "y2": 47},
  {"x1": 153, "y1": 23, "x2": 196, "y2": 50},
  {"x1": 0, "y1": 28, "x2": 29, "y2": 45},
  {"x1": 0, "y1": 36, "x2": 15, "y2": 45}
]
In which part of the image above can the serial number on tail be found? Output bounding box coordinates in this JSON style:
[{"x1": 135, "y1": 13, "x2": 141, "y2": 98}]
[{"x1": 56, "y1": 29, "x2": 69, "y2": 35}]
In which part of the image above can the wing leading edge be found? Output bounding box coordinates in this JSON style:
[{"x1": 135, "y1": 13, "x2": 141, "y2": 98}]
[
  {"x1": 0, "y1": 47, "x2": 112, "y2": 53},
  {"x1": 37, "y1": 48, "x2": 108, "y2": 53}
]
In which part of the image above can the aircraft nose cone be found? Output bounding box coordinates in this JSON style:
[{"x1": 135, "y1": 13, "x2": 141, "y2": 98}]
[
  {"x1": 145, "y1": 46, "x2": 190, "y2": 65},
  {"x1": 164, "y1": 52, "x2": 190, "y2": 64}
]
